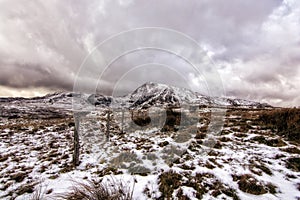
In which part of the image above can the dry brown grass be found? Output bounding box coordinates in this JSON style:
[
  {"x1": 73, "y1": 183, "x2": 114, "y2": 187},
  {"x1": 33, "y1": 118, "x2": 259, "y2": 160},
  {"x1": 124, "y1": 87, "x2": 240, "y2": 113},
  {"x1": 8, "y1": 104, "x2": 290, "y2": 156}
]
[
  {"x1": 280, "y1": 147, "x2": 300, "y2": 154},
  {"x1": 233, "y1": 174, "x2": 276, "y2": 195},
  {"x1": 0, "y1": 117, "x2": 74, "y2": 132},
  {"x1": 258, "y1": 108, "x2": 300, "y2": 143},
  {"x1": 286, "y1": 157, "x2": 300, "y2": 172},
  {"x1": 57, "y1": 179, "x2": 133, "y2": 200},
  {"x1": 249, "y1": 135, "x2": 287, "y2": 147},
  {"x1": 158, "y1": 170, "x2": 182, "y2": 199}
]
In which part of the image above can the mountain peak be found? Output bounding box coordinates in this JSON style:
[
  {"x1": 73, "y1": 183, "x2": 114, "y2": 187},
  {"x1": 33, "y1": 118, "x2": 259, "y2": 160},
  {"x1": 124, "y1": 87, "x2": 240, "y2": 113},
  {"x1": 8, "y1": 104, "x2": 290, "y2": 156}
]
[
  {"x1": 127, "y1": 82, "x2": 272, "y2": 109},
  {"x1": 140, "y1": 82, "x2": 169, "y2": 89}
]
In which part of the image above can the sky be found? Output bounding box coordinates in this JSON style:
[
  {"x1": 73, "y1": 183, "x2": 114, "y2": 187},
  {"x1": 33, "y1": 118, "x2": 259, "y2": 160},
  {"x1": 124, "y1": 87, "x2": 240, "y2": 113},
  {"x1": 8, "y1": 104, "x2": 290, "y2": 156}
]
[{"x1": 0, "y1": 0, "x2": 299, "y2": 107}]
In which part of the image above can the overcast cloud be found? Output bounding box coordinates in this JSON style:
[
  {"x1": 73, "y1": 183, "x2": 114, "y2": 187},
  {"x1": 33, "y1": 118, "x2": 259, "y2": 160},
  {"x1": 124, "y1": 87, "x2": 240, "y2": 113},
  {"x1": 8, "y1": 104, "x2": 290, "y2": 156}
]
[{"x1": 0, "y1": 0, "x2": 299, "y2": 107}]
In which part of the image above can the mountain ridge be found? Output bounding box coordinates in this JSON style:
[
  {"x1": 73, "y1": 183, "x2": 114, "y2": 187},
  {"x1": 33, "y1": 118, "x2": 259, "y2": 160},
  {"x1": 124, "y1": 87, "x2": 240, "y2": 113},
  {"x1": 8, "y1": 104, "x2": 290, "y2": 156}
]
[{"x1": 0, "y1": 82, "x2": 272, "y2": 109}]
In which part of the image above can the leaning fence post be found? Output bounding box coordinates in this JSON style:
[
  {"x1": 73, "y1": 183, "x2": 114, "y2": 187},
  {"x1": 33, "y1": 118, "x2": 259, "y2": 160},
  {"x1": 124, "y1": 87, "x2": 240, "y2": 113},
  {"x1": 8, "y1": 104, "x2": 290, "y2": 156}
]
[
  {"x1": 106, "y1": 110, "x2": 111, "y2": 142},
  {"x1": 121, "y1": 108, "x2": 124, "y2": 134},
  {"x1": 73, "y1": 113, "x2": 80, "y2": 167}
]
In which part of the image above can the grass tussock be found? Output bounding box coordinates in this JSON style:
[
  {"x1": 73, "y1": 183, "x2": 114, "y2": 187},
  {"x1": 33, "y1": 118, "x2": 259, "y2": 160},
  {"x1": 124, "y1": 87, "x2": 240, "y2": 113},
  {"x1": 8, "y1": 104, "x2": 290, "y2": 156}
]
[
  {"x1": 58, "y1": 179, "x2": 133, "y2": 200},
  {"x1": 158, "y1": 170, "x2": 182, "y2": 199},
  {"x1": 233, "y1": 174, "x2": 276, "y2": 195},
  {"x1": 250, "y1": 136, "x2": 286, "y2": 147},
  {"x1": 281, "y1": 147, "x2": 300, "y2": 154},
  {"x1": 286, "y1": 157, "x2": 300, "y2": 172},
  {"x1": 28, "y1": 185, "x2": 46, "y2": 200}
]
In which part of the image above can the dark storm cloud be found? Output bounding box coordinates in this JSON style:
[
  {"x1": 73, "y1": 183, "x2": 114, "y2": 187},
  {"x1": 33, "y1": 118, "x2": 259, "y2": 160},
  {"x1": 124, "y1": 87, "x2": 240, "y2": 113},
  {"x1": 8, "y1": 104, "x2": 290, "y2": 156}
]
[
  {"x1": 0, "y1": 0, "x2": 299, "y2": 106},
  {"x1": 0, "y1": 61, "x2": 73, "y2": 90}
]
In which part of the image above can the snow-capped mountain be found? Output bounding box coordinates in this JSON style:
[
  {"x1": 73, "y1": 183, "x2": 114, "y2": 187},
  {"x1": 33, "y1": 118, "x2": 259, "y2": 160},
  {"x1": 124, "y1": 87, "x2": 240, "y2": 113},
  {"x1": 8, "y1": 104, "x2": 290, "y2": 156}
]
[
  {"x1": 0, "y1": 82, "x2": 271, "y2": 110},
  {"x1": 125, "y1": 82, "x2": 271, "y2": 109}
]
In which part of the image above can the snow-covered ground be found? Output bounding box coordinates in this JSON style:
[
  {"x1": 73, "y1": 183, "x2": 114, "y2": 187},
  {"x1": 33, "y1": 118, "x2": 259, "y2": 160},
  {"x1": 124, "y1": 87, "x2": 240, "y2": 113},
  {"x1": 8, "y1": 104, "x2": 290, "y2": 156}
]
[{"x1": 0, "y1": 102, "x2": 299, "y2": 200}]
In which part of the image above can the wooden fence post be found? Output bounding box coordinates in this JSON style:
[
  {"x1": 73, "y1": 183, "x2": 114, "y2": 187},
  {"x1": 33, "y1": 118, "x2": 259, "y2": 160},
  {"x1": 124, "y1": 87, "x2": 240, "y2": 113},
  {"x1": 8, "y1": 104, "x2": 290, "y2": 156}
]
[
  {"x1": 121, "y1": 108, "x2": 124, "y2": 134},
  {"x1": 106, "y1": 110, "x2": 111, "y2": 142},
  {"x1": 73, "y1": 113, "x2": 80, "y2": 166}
]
